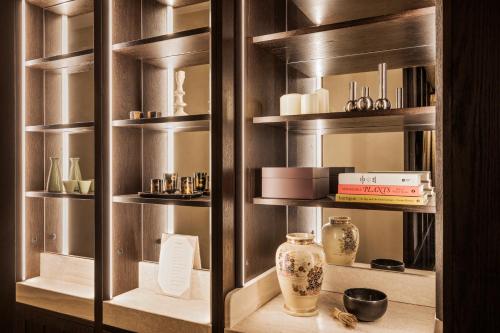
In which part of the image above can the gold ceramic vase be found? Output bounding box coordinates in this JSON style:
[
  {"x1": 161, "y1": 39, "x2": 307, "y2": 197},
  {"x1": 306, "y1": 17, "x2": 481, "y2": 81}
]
[
  {"x1": 321, "y1": 216, "x2": 359, "y2": 265},
  {"x1": 275, "y1": 233, "x2": 325, "y2": 317}
]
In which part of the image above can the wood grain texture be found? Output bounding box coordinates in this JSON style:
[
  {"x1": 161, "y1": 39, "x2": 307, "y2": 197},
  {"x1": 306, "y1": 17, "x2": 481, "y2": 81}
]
[
  {"x1": 156, "y1": 0, "x2": 207, "y2": 7},
  {"x1": 25, "y1": 69, "x2": 43, "y2": 126},
  {"x1": 291, "y1": 0, "x2": 435, "y2": 26},
  {"x1": 142, "y1": 0, "x2": 167, "y2": 39},
  {"x1": 25, "y1": 3, "x2": 43, "y2": 60},
  {"x1": 44, "y1": 10, "x2": 62, "y2": 57},
  {"x1": 113, "y1": 194, "x2": 211, "y2": 207},
  {"x1": 111, "y1": 0, "x2": 141, "y2": 44},
  {"x1": 142, "y1": 205, "x2": 168, "y2": 262},
  {"x1": 26, "y1": 122, "x2": 95, "y2": 133},
  {"x1": 440, "y1": 0, "x2": 500, "y2": 332},
  {"x1": 112, "y1": 114, "x2": 210, "y2": 131},
  {"x1": 37, "y1": 0, "x2": 93, "y2": 16},
  {"x1": 25, "y1": 198, "x2": 44, "y2": 279},
  {"x1": 26, "y1": 49, "x2": 94, "y2": 71}
]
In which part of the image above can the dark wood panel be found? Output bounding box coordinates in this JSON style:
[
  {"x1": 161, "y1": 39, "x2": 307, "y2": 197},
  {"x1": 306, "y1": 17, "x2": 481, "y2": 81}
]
[
  {"x1": 112, "y1": 27, "x2": 210, "y2": 61},
  {"x1": 44, "y1": 10, "x2": 62, "y2": 58},
  {"x1": 25, "y1": 198, "x2": 44, "y2": 279},
  {"x1": 25, "y1": 49, "x2": 94, "y2": 71},
  {"x1": 142, "y1": 205, "x2": 168, "y2": 262},
  {"x1": 16, "y1": 303, "x2": 94, "y2": 333},
  {"x1": 254, "y1": 197, "x2": 437, "y2": 213},
  {"x1": 112, "y1": 114, "x2": 210, "y2": 132},
  {"x1": 26, "y1": 122, "x2": 95, "y2": 133},
  {"x1": 111, "y1": 203, "x2": 141, "y2": 297},
  {"x1": 26, "y1": 191, "x2": 95, "y2": 200},
  {"x1": 111, "y1": 0, "x2": 141, "y2": 44},
  {"x1": 291, "y1": 0, "x2": 435, "y2": 26},
  {"x1": 25, "y1": 3, "x2": 43, "y2": 60},
  {"x1": 142, "y1": 0, "x2": 167, "y2": 39},
  {"x1": 146, "y1": 51, "x2": 209, "y2": 69},
  {"x1": 113, "y1": 194, "x2": 211, "y2": 207},
  {"x1": 440, "y1": 0, "x2": 500, "y2": 332},
  {"x1": 45, "y1": 197, "x2": 63, "y2": 253},
  {"x1": 25, "y1": 69, "x2": 43, "y2": 126}
]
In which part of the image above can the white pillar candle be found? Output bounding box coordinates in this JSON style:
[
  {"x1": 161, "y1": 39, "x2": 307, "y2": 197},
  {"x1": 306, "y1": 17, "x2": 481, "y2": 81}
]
[
  {"x1": 315, "y1": 88, "x2": 330, "y2": 113},
  {"x1": 280, "y1": 93, "x2": 302, "y2": 116},
  {"x1": 301, "y1": 93, "x2": 319, "y2": 114}
]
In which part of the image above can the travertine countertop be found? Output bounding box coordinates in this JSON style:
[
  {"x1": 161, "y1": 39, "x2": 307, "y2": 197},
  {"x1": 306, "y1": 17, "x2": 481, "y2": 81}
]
[{"x1": 228, "y1": 291, "x2": 435, "y2": 333}]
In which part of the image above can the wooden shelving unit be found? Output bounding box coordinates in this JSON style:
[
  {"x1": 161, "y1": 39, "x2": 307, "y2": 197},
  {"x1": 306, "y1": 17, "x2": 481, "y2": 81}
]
[
  {"x1": 253, "y1": 6, "x2": 435, "y2": 77},
  {"x1": 112, "y1": 114, "x2": 210, "y2": 132},
  {"x1": 113, "y1": 194, "x2": 211, "y2": 207},
  {"x1": 27, "y1": 0, "x2": 93, "y2": 16},
  {"x1": 26, "y1": 121, "x2": 94, "y2": 133},
  {"x1": 253, "y1": 197, "x2": 436, "y2": 214},
  {"x1": 253, "y1": 106, "x2": 435, "y2": 134}
]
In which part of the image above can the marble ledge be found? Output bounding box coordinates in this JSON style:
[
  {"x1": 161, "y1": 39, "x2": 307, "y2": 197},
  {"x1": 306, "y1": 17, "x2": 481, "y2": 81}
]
[{"x1": 227, "y1": 291, "x2": 435, "y2": 333}]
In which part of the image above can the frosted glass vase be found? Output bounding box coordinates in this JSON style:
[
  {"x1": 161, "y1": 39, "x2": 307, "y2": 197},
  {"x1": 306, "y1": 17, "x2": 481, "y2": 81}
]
[
  {"x1": 69, "y1": 157, "x2": 83, "y2": 191},
  {"x1": 46, "y1": 157, "x2": 62, "y2": 192}
]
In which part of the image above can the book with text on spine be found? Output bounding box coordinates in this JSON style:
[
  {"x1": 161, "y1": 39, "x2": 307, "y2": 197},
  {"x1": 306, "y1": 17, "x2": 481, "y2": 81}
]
[
  {"x1": 338, "y1": 184, "x2": 424, "y2": 196},
  {"x1": 338, "y1": 172, "x2": 423, "y2": 186},
  {"x1": 335, "y1": 193, "x2": 428, "y2": 206}
]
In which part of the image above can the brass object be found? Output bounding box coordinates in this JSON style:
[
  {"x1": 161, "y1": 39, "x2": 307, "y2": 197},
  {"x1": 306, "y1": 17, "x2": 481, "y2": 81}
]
[
  {"x1": 344, "y1": 81, "x2": 358, "y2": 112},
  {"x1": 180, "y1": 176, "x2": 194, "y2": 194},
  {"x1": 150, "y1": 179, "x2": 163, "y2": 193},
  {"x1": 204, "y1": 175, "x2": 210, "y2": 195},
  {"x1": 374, "y1": 63, "x2": 392, "y2": 111},
  {"x1": 129, "y1": 111, "x2": 143, "y2": 120},
  {"x1": 147, "y1": 111, "x2": 162, "y2": 118},
  {"x1": 163, "y1": 173, "x2": 178, "y2": 193},
  {"x1": 356, "y1": 86, "x2": 373, "y2": 112},
  {"x1": 194, "y1": 172, "x2": 208, "y2": 192}
]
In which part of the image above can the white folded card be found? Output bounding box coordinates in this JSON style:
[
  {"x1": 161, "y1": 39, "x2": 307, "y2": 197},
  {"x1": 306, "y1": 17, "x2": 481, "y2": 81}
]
[{"x1": 158, "y1": 233, "x2": 201, "y2": 298}]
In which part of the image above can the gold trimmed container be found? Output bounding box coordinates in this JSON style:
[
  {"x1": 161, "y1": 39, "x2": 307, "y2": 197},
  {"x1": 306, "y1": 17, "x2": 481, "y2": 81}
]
[
  {"x1": 276, "y1": 233, "x2": 325, "y2": 317},
  {"x1": 322, "y1": 216, "x2": 359, "y2": 265}
]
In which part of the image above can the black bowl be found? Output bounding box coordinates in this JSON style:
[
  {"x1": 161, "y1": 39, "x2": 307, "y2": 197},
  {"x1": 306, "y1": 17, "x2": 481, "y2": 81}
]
[
  {"x1": 343, "y1": 288, "x2": 388, "y2": 322},
  {"x1": 370, "y1": 258, "x2": 405, "y2": 272}
]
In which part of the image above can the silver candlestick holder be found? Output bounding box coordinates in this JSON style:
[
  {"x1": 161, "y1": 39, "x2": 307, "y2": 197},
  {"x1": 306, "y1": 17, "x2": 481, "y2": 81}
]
[
  {"x1": 375, "y1": 63, "x2": 391, "y2": 111},
  {"x1": 344, "y1": 81, "x2": 358, "y2": 112},
  {"x1": 356, "y1": 86, "x2": 373, "y2": 111}
]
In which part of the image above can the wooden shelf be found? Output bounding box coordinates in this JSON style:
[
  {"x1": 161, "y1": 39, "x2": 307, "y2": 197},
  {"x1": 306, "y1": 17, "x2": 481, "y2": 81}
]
[
  {"x1": 290, "y1": 0, "x2": 435, "y2": 26},
  {"x1": 26, "y1": 121, "x2": 94, "y2": 133},
  {"x1": 26, "y1": 191, "x2": 95, "y2": 200},
  {"x1": 113, "y1": 114, "x2": 210, "y2": 132},
  {"x1": 112, "y1": 27, "x2": 210, "y2": 68},
  {"x1": 253, "y1": 197, "x2": 436, "y2": 213},
  {"x1": 26, "y1": 49, "x2": 94, "y2": 72},
  {"x1": 253, "y1": 107, "x2": 435, "y2": 134},
  {"x1": 28, "y1": 0, "x2": 93, "y2": 16},
  {"x1": 253, "y1": 7, "x2": 435, "y2": 77},
  {"x1": 113, "y1": 194, "x2": 211, "y2": 207},
  {"x1": 156, "y1": 0, "x2": 208, "y2": 8}
]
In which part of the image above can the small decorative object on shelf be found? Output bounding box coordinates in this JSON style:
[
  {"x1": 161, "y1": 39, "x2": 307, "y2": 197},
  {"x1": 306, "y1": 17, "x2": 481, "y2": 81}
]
[
  {"x1": 280, "y1": 93, "x2": 302, "y2": 116},
  {"x1": 301, "y1": 93, "x2": 319, "y2": 114},
  {"x1": 396, "y1": 87, "x2": 404, "y2": 108},
  {"x1": 163, "y1": 173, "x2": 178, "y2": 193},
  {"x1": 90, "y1": 179, "x2": 95, "y2": 193},
  {"x1": 69, "y1": 157, "x2": 82, "y2": 191},
  {"x1": 374, "y1": 63, "x2": 391, "y2": 111},
  {"x1": 315, "y1": 87, "x2": 329, "y2": 113},
  {"x1": 344, "y1": 81, "x2": 358, "y2": 112},
  {"x1": 63, "y1": 180, "x2": 78, "y2": 194},
  {"x1": 129, "y1": 111, "x2": 143, "y2": 120},
  {"x1": 150, "y1": 178, "x2": 164, "y2": 194},
  {"x1": 370, "y1": 258, "x2": 405, "y2": 272},
  {"x1": 322, "y1": 216, "x2": 359, "y2": 265},
  {"x1": 180, "y1": 176, "x2": 194, "y2": 194},
  {"x1": 356, "y1": 86, "x2": 373, "y2": 111},
  {"x1": 194, "y1": 172, "x2": 208, "y2": 192},
  {"x1": 331, "y1": 307, "x2": 358, "y2": 328},
  {"x1": 204, "y1": 175, "x2": 210, "y2": 195},
  {"x1": 343, "y1": 288, "x2": 388, "y2": 322},
  {"x1": 146, "y1": 111, "x2": 162, "y2": 118},
  {"x1": 276, "y1": 233, "x2": 325, "y2": 317},
  {"x1": 78, "y1": 180, "x2": 92, "y2": 195},
  {"x1": 46, "y1": 157, "x2": 63, "y2": 193},
  {"x1": 262, "y1": 167, "x2": 329, "y2": 200},
  {"x1": 174, "y1": 70, "x2": 188, "y2": 116}
]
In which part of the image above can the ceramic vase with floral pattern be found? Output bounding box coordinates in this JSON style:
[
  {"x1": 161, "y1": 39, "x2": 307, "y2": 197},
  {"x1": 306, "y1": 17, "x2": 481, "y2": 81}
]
[
  {"x1": 321, "y1": 216, "x2": 359, "y2": 265},
  {"x1": 276, "y1": 233, "x2": 325, "y2": 317}
]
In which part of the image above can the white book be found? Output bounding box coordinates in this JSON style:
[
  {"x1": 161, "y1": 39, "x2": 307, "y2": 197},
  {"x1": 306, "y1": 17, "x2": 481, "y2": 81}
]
[
  {"x1": 339, "y1": 172, "x2": 423, "y2": 186},
  {"x1": 369, "y1": 171, "x2": 431, "y2": 182}
]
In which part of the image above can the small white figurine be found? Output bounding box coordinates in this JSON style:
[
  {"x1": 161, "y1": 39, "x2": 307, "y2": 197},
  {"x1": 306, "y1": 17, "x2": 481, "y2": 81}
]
[{"x1": 174, "y1": 70, "x2": 188, "y2": 116}]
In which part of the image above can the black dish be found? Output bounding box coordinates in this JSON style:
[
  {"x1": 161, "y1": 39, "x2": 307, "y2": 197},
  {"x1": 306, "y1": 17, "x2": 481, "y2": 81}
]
[
  {"x1": 370, "y1": 258, "x2": 405, "y2": 272},
  {"x1": 343, "y1": 288, "x2": 388, "y2": 322}
]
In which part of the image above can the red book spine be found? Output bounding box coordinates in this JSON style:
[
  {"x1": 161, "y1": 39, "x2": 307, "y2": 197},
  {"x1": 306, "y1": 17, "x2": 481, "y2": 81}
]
[{"x1": 338, "y1": 184, "x2": 423, "y2": 196}]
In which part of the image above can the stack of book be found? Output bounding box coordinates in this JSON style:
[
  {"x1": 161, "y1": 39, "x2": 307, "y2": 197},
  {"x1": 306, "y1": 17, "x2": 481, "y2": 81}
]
[{"x1": 334, "y1": 171, "x2": 434, "y2": 205}]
